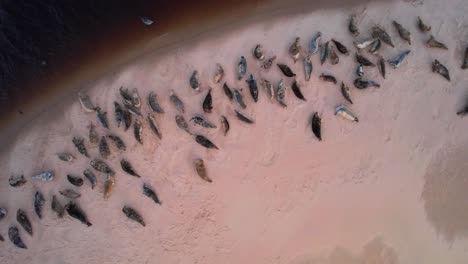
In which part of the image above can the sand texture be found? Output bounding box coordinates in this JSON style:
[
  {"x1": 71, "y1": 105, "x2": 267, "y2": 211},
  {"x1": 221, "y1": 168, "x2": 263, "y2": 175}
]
[{"x1": 1, "y1": 0, "x2": 468, "y2": 263}]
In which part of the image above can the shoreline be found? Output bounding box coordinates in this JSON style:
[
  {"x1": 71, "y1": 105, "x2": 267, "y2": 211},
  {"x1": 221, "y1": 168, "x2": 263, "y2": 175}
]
[{"x1": 0, "y1": 0, "x2": 377, "y2": 149}]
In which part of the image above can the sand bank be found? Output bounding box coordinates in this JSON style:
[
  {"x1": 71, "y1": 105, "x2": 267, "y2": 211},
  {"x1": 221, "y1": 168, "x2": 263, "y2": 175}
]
[{"x1": 1, "y1": 0, "x2": 468, "y2": 263}]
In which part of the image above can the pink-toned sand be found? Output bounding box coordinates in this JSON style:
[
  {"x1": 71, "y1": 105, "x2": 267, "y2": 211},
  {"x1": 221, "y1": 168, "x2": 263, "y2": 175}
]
[{"x1": 1, "y1": 0, "x2": 468, "y2": 263}]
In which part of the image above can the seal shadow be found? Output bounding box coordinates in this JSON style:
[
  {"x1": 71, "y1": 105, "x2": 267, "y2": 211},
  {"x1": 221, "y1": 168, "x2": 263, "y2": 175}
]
[
  {"x1": 421, "y1": 141, "x2": 468, "y2": 242},
  {"x1": 289, "y1": 236, "x2": 399, "y2": 264}
]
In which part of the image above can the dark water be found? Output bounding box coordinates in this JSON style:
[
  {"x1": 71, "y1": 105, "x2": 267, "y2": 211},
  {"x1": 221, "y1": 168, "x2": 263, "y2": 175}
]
[{"x1": 0, "y1": 0, "x2": 265, "y2": 121}]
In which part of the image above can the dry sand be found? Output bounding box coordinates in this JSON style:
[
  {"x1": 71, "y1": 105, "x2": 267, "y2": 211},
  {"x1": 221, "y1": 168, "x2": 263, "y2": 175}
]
[{"x1": 1, "y1": 0, "x2": 468, "y2": 263}]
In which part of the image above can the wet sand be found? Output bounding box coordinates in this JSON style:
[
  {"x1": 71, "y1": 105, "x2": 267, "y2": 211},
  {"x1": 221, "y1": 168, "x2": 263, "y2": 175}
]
[{"x1": 1, "y1": 0, "x2": 468, "y2": 263}]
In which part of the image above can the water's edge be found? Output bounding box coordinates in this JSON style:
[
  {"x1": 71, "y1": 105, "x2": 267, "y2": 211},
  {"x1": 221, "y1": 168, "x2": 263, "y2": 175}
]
[{"x1": 0, "y1": 0, "x2": 377, "y2": 147}]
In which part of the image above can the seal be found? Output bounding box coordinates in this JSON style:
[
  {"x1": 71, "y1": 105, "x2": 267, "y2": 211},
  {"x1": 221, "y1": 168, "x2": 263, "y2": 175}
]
[
  {"x1": 388, "y1": 50, "x2": 410, "y2": 69},
  {"x1": 311, "y1": 112, "x2": 322, "y2": 141},
  {"x1": 148, "y1": 92, "x2": 164, "y2": 114},
  {"x1": 122, "y1": 107, "x2": 132, "y2": 131},
  {"x1": 88, "y1": 122, "x2": 99, "y2": 145},
  {"x1": 59, "y1": 189, "x2": 81, "y2": 199},
  {"x1": 107, "y1": 134, "x2": 126, "y2": 151},
  {"x1": 51, "y1": 195, "x2": 64, "y2": 218},
  {"x1": 99, "y1": 136, "x2": 110, "y2": 159},
  {"x1": 190, "y1": 70, "x2": 201, "y2": 91},
  {"x1": 31, "y1": 171, "x2": 54, "y2": 181},
  {"x1": 65, "y1": 202, "x2": 92, "y2": 227},
  {"x1": 175, "y1": 115, "x2": 191, "y2": 135},
  {"x1": 457, "y1": 98, "x2": 468, "y2": 116},
  {"x1": 368, "y1": 39, "x2": 381, "y2": 55},
  {"x1": 122, "y1": 206, "x2": 145, "y2": 226},
  {"x1": 371, "y1": 26, "x2": 394, "y2": 48},
  {"x1": 289, "y1": 37, "x2": 301, "y2": 63},
  {"x1": 356, "y1": 64, "x2": 364, "y2": 77},
  {"x1": 304, "y1": 55, "x2": 312, "y2": 81},
  {"x1": 462, "y1": 46, "x2": 468, "y2": 69},
  {"x1": 95, "y1": 107, "x2": 109, "y2": 129},
  {"x1": 73, "y1": 136, "x2": 89, "y2": 158},
  {"x1": 67, "y1": 174, "x2": 84, "y2": 187},
  {"x1": 320, "y1": 41, "x2": 329, "y2": 65},
  {"x1": 104, "y1": 175, "x2": 115, "y2": 200},
  {"x1": 8, "y1": 226, "x2": 27, "y2": 249},
  {"x1": 223, "y1": 83, "x2": 233, "y2": 100},
  {"x1": 319, "y1": 74, "x2": 337, "y2": 84},
  {"x1": 0, "y1": 207, "x2": 7, "y2": 220},
  {"x1": 235, "y1": 109, "x2": 255, "y2": 124},
  {"x1": 331, "y1": 39, "x2": 349, "y2": 55},
  {"x1": 78, "y1": 92, "x2": 96, "y2": 112},
  {"x1": 195, "y1": 135, "x2": 219, "y2": 149},
  {"x1": 121, "y1": 159, "x2": 141, "y2": 177},
  {"x1": 57, "y1": 152, "x2": 74, "y2": 162},
  {"x1": 234, "y1": 88, "x2": 247, "y2": 109},
  {"x1": 262, "y1": 56, "x2": 276, "y2": 69},
  {"x1": 83, "y1": 169, "x2": 97, "y2": 189},
  {"x1": 378, "y1": 56, "x2": 386, "y2": 79},
  {"x1": 16, "y1": 209, "x2": 33, "y2": 236},
  {"x1": 140, "y1": 16, "x2": 154, "y2": 26},
  {"x1": 120, "y1": 87, "x2": 133, "y2": 106},
  {"x1": 276, "y1": 79, "x2": 287, "y2": 107},
  {"x1": 169, "y1": 90, "x2": 185, "y2": 113},
  {"x1": 253, "y1": 44, "x2": 265, "y2": 60},
  {"x1": 310, "y1": 32, "x2": 321, "y2": 54},
  {"x1": 261, "y1": 79, "x2": 274, "y2": 100},
  {"x1": 90, "y1": 159, "x2": 115, "y2": 175},
  {"x1": 393, "y1": 21, "x2": 411, "y2": 45},
  {"x1": 124, "y1": 101, "x2": 142, "y2": 117},
  {"x1": 417, "y1": 16, "x2": 431, "y2": 32},
  {"x1": 246, "y1": 74, "x2": 258, "y2": 102},
  {"x1": 291, "y1": 80, "x2": 306, "y2": 101},
  {"x1": 238, "y1": 56, "x2": 247, "y2": 80},
  {"x1": 335, "y1": 105, "x2": 359, "y2": 122},
  {"x1": 432, "y1": 59, "x2": 450, "y2": 81},
  {"x1": 34, "y1": 191, "x2": 45, "y2": 219},
  {"x1": 329, "y1": 45, "x2": 339, "y2": 65},
  {"x1": 194, "y1": 158, "x2": 212, "y2": 182},
  {"x1": 143, "y1": 183, "x2": 161, "y2": 205},
  {"x1": 349, "y1": 15, "x2": 359, "y2": 36},
  {"x1": 147, "y1": 114, "x2": 162, "y2": 139},
  {"x1": 190, "y1": 115, "x2": 217, "y2": 128},
  {"x1": 221, "y1": 115, "x2": 230, "y2": 136},
  {"x1": 214, "y1": 63, "x2": 224, "y2": 83},
  {"x1": 354, "y1": 78, "x2": 381, "y2": 89},
  {"x1": 341, "y1": 82, "x2": 353, "y2": 104},
  {"x1": 134, "y1": 120, "x2": 143, "y2": 145},
  {"x1": 120, "y1": 87, "x2": 140, "y2": 107},
  {"x1": 277, "y1": 63, "x2": 296, "y2": 77},
  {"x1": 9, "y1": 175, "x2": 26, "y2": 187},
  {"x1": 354, "y1": 38, "x2": 376, "y2": 50},
  {"x1": 356, "y1": 53, "x2": 375, "y2": 67},
  {"x1": 426, "y1": 35, "x2": 448, "y2": 49},
  {"x1": 131, "y1": 88, "x2": 141, "y2": 108},
  {"x1": 202, "y1": 88, "x2": 213, "y2": 113}
]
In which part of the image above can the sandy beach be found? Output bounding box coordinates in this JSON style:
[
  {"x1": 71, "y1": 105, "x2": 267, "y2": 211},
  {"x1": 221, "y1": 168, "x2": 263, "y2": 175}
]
[{"x1": 1, "y1": 0, "x2": 468, "y2": 263}]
